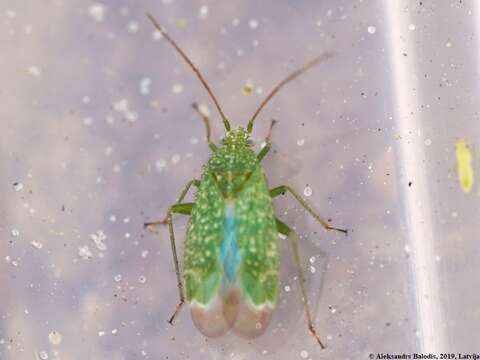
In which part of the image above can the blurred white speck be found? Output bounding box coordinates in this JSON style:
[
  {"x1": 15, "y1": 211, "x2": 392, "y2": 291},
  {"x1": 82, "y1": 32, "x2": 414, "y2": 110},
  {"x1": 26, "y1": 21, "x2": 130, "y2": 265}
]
[
  {"x1": 78, "y1": 246, "x2": 92, "y2": 259},
  {"x1": 326, "y1": 9, "x2": 333, "y2": 16},
  {"x1": 248, "y1": 18, "x2": 259, "y2": 29},
  {"x1": 38, "y1": 351, "x2": 49, "y2": 359},
  {"x1": 112, "y1": 99, "x2": 128, "y2": 112},
  {"x1": 232, "y1": 18, "x2": 240, "y2": 26},
  {"x1": 124, "y1": 233, "x2": 130, "y2": 239},
  {"x1": 111, "y1": 328, "x2": 118, "y2": 334},
  {"x1": 28, "y1": 66, "x2": 42, "y2": 77},
  {"x1": 31, "y1": 240, "x2": 43, "y2": 249},
  {"x1": 236, "y1": 48, "x2": 244, "y2": 57},
  {"x1": 309, "y1": 256, "x2": 316, "y2": 264},
  {"x1": 451, "y1": 211, "x2": 458, "y2": 218},
  {"x1": 152, "y1": 29, "x2": 162, "y2": 40},
  {"x1": 436, "y1": 255, "x2": 441, "y2": 262},
  {"x1": 83, "y1": 117, "x2": 93, "y2": 126},
  {"x1": 11, "y1": 228, "x2": 19, "y2": 237},
  {"x1": 139, "y1": 77, "x2": 152, "y2": 95},
  {"x1": 82, "y1": 95, "x2": 91, "y2": 104},
  {"x1": 303, "y1": 186, "x2": 312, "y2": 197},
  {"x1": 284, "y1": 285, "x2": 291, "y2": 292},
  {"x1": 88, "y1": 3, "x2": 107, "y2": 22},
  {"x1": 171, "y1": 154, "x2": 181, "y2": 164},
  {"x1": 367, "y1": 25, "x2": 376, "y2": 34},
  {"x1": 113, "y1": 164, "x2": 121, "y2": 173},
  {"x1": 190, "y1": 137, "x2": 200, "y2": 145},
  {"x1": 409, "y1": 24, "x2": 416, "y2": 31},
  {"x1": 141, "y1": 250, "x2": 149, "y2": 258},
  {"x1": 252, "y1": 39, "x2": 259, "y2": 47},
  {"x1": 424, "y1": 138, "x2": 432, "y2": 146},
  {"x1": 6, "y1": 9, "x2": 16, "y2": 18},
  {"x1": 123, "y1": 217, "x2": 130, "y2": 223},
  {"x1": 114, "y1": 274, "x2": 122, "y2": 282},
  {"x1": 155, "y1": 159, "x2": 167, "y2": 172},
  {"x1": 310, "y1": 266, "x2": 316, "y2": 273},
  {"x1": 13, "y1": 182, "x2": 23, "y2": 191},
  {"x1": 105, "y1": 146, "x2": 113, "y2": 156},
  {"x1": 48, "y1": 331, "x2": 62, "y2": 345},
  {"x1": 296, "y1": 138, "x2": 305, "y2": 146},
  {"x1": 119, "y1": 7, "x2": 129, "y2": 16},
  {"x1": 109, "y1": 215, "x2": 116, "y2": 222},
  {"x1": 300, "y1": 350, "x2": 309, "y2": 359},
  {"x1": 446, "y1": 42, "x2": 452, "y2": 48},
  {"x1": 24, "y1": 25, "x2": 33, "y2": 34},
  {"x1": 90, "y1": 230, "x2": 107, "y2": 251},
  {"x1": 98, "y1": 331, "x2": 105, "y2": 337},
  {"x1": 127, "y1": 21, "x2": 139, "y2": 33},
  {"x1": 172, "y1": 83, "x2": 184, "y2": 94},
  {"x1": 198, "y1": 103, "x2": 210, "y2": 117},
  {"x1": 199, "y1": 5, "x2": 209, "y2": 18},
  {"x1": 404, "y1": 244, "x2": 411, "y2": 253},
  {"x1": 139, "y1": 275, "x2": 147, "y2": 283}
]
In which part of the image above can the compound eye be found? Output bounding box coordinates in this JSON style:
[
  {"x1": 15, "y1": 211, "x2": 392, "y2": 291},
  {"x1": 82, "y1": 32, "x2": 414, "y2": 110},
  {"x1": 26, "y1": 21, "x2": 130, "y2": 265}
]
[{"x1": 246, "y1": 138, "x2": 254, "y2": 146}]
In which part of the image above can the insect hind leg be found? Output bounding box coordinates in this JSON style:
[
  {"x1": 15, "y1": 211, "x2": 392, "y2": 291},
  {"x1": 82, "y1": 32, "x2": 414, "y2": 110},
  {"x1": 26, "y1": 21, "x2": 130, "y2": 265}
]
[
  {"x1": 144, "y1": 179, "x2": 199, "y2": 324},
  {"x1": 276, "y1": 217, "x2": 326, "y2": 349}
]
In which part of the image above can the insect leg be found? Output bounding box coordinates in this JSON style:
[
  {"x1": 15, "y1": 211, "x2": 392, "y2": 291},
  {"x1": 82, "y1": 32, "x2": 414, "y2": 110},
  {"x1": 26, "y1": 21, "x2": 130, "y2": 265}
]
[
  {"x1": 257, "y1": 119, "x2": 278, "y2": 162},
  {"x1": 192, "y1": 102, "x2": 218, "y2": 152},
  {"x1": 144, "y1": 179, "x2": 199, "y2": 229},
  {"x1": 275, "y1": 217, "x2": 326, "y2": 349},
  {"x1": 144, "y1": 179, "x2": 199, "y2": 324},
  {"x1": 270, "y1": 185, "x2": 348, "y2": 235}
]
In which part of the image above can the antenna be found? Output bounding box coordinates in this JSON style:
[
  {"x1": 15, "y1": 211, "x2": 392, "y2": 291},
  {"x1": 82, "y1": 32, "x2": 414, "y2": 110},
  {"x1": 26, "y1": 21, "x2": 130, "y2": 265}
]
[
  {"x1": 146, "y1": 13, "x2": 231, "y2": 131},
  {"x1": 247, "y1": 52, "x2": 333, "y2": 133}
]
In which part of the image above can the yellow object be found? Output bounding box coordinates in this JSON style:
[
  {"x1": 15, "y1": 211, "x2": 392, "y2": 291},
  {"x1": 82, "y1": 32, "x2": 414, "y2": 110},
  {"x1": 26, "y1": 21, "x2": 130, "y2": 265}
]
[
  {"x1": 243, "y1": 81, "x2": 254, "y2": 96},
  {"x1": 456, "y1": 140, "x2": 474, "y2": 193}
]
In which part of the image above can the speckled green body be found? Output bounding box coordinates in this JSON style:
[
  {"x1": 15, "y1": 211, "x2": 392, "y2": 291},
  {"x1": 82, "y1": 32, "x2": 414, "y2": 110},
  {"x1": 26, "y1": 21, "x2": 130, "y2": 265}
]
[{"x1": 183, "y1": 127, "x2": 279, "y2": 337}]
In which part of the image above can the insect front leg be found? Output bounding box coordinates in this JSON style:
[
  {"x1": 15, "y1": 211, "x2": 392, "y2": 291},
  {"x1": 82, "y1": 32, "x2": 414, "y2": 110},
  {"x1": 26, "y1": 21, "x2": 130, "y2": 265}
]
[
  {"x1": 270, "y1": 185, "x2": 348, "y2": 235},
  {"x1": 191, "y1": 102, "x2": 218, "y2": 152},
  {"x1": 257, "y1": 119, "x2": 278, "y2": 162},
  {"x1": 275, "y1": 218, "x2": 326, "y2": 349}
]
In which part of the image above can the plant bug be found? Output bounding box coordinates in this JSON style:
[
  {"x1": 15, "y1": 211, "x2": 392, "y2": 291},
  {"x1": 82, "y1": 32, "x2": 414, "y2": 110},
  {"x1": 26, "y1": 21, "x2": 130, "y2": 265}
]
[{"x1": 144, "y1": 13, "x2": 347, "y2": 349}]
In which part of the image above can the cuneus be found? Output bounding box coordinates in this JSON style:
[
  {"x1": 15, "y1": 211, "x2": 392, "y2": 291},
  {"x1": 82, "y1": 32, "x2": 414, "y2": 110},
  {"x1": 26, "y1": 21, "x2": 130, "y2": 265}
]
[{"x1": 144, "y1": 13, "x2": 348, "y2": 349}]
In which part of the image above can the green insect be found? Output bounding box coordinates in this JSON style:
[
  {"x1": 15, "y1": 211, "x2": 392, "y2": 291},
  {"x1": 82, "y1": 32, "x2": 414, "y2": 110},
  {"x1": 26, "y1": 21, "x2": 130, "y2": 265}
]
[{"x1": 145, "y1": 13, "x2": 347, "y2": 349}]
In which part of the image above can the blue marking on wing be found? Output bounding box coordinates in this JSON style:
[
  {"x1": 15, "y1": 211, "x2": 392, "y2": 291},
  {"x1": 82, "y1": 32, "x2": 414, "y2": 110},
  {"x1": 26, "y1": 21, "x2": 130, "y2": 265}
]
[{"x1": 220, "y1": 204, "x2": 241, "y2": 282}]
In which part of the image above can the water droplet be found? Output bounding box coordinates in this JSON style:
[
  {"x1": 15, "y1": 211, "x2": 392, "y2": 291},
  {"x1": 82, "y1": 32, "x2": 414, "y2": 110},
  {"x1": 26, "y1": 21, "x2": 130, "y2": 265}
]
[
  {"x1": 172, "y1": 83, "x2": 184, "y2": 94},
  {"x1": 88, "y1": 4, "x2": 107, "y2": 22},
  {"x1": 303, "y1": 186, "x2": 312, "y2": 197},
  {"x1": 199, "y1": 5, "x2": 209, "y2": 18},
  {"x1": 284, "y1": 285, "x2": 291, "y2": 292},
  {"x1": 48, "y1": 331, "x2": 62, "y2": 345},
  {"x1": 141, "y1": 250, "x2": 149, "y2": 258},
  {"x1": 249, "y1": 19, "x2": 259, "y2": 29},
  {"x1": 139, "y1": 275, "x2": 147, "y2": 284},
  {"x1": 31, "y1": 240, "x2": 43, "y2": 249},
  {"x1": 78, "y1": 246, "x2": 92, "y2": 259},
  {"x1": 367, "y1": 25, "x2": 376, "y2": 34},
  {"x1": 300, "y1": 350, "x2": 309, "y2": 359},
  {"x1": 114, "y1": 274, "x2": 122, "y2": 282},
  {"x1": 127, "y1": 21, "x2": 139, "y2": 33}
]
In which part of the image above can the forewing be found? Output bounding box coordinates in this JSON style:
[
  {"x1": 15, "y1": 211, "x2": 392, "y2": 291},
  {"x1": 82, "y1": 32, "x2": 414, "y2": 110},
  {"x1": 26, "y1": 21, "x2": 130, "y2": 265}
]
[
  {"x1": 184, "y1": 172, "x2": 227, "y2": 337},
  {"x1": 233, "y1": 165, "x2": 280, "y2": 338}
]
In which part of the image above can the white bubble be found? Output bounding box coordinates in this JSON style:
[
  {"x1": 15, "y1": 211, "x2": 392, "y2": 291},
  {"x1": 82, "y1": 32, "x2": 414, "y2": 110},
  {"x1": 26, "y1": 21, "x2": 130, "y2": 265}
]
[
  {"x1": 172, "y1": 83, "x2": 184, "y2": 94},
  {"x1": 367, "y1": 25, "x2": 376, "y2": 34},
  {"x1": 303, "y1": 186, "x2": 313, "y2": 197},
  {"x1": 139, "y1": 275, "x2": 147, "y2": 284},
  {"x1": 300, "y1": 350, "x2": 309, "y2": 359},
  {"x1": 48, "y1": 331, "x2": 62, "y2": 345},
  {"x1": 199, "y1": 5, "x2": 209, "y2": 18},
  {"x1": 284, "y1": 285, "x2": 291, "y2": 292},
  {"x1": 88, "y1": 4, "x2": 107, "y2": 22},
  {"x1": 114, "y1": 274, "x2": 122, "y2": 282}
]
